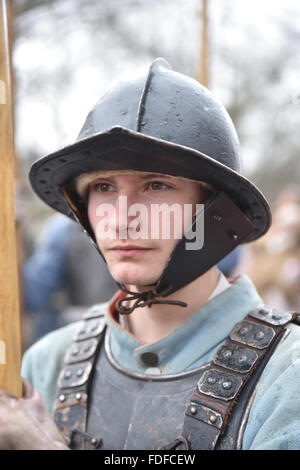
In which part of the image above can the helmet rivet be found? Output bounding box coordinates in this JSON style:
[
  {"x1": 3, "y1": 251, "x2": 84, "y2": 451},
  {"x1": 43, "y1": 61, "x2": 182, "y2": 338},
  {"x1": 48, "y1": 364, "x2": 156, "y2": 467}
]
[
  {"x1": 213, "y1": 213, "x2": 222, "y2": 222},
  {"x1": 190, "y1": 405, "x2": 197, "y2": 415}
]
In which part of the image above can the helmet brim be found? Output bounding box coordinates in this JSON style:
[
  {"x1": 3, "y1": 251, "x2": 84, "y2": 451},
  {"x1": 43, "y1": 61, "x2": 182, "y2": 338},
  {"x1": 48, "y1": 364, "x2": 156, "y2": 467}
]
[{"x1": 29, "y1": 125, "x2": 271, "y2": 243}]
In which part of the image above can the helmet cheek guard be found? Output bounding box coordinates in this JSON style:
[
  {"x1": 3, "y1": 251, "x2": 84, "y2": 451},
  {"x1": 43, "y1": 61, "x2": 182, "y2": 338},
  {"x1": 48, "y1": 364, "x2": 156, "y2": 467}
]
[
  {"x1": 29, "y1": 58, "x2": 271, "y2": 299},
  {"x1": 156, "y1": 192, "x2": 254, "y2": 295}
]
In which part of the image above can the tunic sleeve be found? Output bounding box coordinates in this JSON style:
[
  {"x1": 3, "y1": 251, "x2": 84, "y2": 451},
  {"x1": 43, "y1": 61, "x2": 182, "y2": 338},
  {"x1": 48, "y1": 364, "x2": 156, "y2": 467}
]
[{"x1": 243, "y1": 323, "x2": 300, "y2": 450}]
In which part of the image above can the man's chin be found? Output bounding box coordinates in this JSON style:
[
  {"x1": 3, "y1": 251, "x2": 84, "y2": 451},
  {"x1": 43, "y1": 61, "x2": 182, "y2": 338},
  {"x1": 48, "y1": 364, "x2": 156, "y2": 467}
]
[
  {"x1": 112, "y1": 272, "x2": 160, "y2": 289},
  {"x1": 106, "y1": 259, "x2": 163, "y2": 287}
]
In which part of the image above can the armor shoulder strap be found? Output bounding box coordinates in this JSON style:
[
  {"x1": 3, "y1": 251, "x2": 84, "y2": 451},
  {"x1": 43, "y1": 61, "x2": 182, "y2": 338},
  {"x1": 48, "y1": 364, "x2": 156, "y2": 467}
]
[
  {"x1": 53, "y1": 304, "x2": 106, "y2": 450},
  {"x1": 165, "y1": 305, "x2": 299, "y2": 450}
]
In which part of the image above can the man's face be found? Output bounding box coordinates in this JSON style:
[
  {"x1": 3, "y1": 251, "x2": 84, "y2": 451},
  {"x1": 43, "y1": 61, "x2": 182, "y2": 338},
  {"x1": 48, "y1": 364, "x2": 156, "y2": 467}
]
[{"x1": 87, "y1": 172, "x2": 205, "y2": 288}]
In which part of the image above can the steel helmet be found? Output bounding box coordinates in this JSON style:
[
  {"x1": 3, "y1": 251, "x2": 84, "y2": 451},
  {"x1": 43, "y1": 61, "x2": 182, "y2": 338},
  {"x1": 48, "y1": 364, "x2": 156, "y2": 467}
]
[{"x1": 30, "y1": 58, "x2": 271, "y2": 301}]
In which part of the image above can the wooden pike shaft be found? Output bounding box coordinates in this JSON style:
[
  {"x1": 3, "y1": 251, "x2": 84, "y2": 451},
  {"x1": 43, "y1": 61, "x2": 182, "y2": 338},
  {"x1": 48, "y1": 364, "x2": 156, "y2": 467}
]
[
  {"x1": 0, "y1": 0, "x2": 22, "y2": 397},
  {"x1": 199, "y1": 0, "x2": 209, "y2": 87}
]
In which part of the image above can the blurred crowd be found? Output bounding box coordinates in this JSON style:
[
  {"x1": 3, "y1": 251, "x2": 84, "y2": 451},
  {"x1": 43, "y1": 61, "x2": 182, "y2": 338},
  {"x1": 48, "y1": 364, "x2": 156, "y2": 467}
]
[
  {"x1": 19, "y1": 185, "x2": 300, "y2": 351},
  {"x1": 239, "y1": 185, "x2": 300, "y2": 312}
]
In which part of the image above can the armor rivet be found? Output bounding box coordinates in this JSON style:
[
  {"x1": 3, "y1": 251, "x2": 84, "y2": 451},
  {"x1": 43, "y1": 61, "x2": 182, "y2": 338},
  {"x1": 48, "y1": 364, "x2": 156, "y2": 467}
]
[
  {"x1": 213, "y1": 213, "x2": 222, "y2": 222},
  {"x1": 256, "y1": 331, "x2": 265, "y2": 340},
  {"x1": 239, "y1": 327, "x2": 248, "y2": 336},
  {"x1": 238, "y1": 355, "x2": 247, "y2": 363},
  {"x1": 71, "y1": 347, "x2": 79, "y2": 356},
  {"x1": 64, "y1": 370, "x2": 72, "y2": 379},
  {"x1": 222, "y1": 380, "x2": 232, "y2": 390},
  {"x1": 190, "y1": 406, "x2": 197, "y2": 415},
  {"x1": 223, "y1": 349, "x2": 232, "y2": 359},
  {"x1": 91, "y1": 437, "x2": 98, "y2": 446},
  {"x1": 76, "y1": 368, "x2": 84, "y2": 377},
  {"x1": 259, "y1": 307, "x2": 269, "y2": 315},
  {"x1": 230, "y1": 232, "x2": 238, "y2": 240},
  {"x1": 207, "y1": 376, "x2": 216, "y2": 385},
  {"x1": 209, "y1": 414, "x2": 217, "y2": 424},
  {"x1": 59, "y1": 394, "x2": 66, "y2": 402},
  {"x1": 75, "y1": 393, "x2": 82, "y2": 401},
  {"x1": 272, "y1": 313, "x2": 282, "y2": 321}
]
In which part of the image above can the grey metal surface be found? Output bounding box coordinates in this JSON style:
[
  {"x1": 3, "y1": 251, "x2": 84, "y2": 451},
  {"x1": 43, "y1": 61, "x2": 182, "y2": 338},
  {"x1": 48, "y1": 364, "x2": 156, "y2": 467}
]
[{"x1": 86, "y1": 343, "x2": 208, "y2": 450}]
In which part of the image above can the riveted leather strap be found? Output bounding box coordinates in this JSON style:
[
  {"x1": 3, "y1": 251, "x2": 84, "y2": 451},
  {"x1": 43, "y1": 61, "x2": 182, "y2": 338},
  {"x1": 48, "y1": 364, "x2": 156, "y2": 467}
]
[
  {"x1": 166, "y1": 305, "x2": 298, "y2": 450},
  {"x1": 53, "y1": 304, "x2": 106, "y2": 450}
]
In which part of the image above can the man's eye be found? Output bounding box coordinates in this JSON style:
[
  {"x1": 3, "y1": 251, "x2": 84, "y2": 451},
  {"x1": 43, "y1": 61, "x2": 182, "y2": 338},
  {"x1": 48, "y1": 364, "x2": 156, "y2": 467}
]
[
  {"x1": 94, "y1": 183, "x2": 114, "y2": 192},
  {"x1": 148, "y1": 181, "x2": 169, "y2": 190}
]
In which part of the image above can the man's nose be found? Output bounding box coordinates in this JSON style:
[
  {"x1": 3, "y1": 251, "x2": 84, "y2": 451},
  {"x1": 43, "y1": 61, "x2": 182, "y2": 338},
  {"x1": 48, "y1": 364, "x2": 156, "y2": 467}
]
[
  {"x1": 113, "y1": 195, "x2": 128, "y2": 238},
  {"x1": 110, "y1": 193, "x2": 141, "y2": 238}
]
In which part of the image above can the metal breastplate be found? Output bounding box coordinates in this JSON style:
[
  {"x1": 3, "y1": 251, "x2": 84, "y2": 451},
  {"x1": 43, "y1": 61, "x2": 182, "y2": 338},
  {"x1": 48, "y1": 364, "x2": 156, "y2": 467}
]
[{"x1": 53, "y1": 305, "x2": 298, "y2": 450}]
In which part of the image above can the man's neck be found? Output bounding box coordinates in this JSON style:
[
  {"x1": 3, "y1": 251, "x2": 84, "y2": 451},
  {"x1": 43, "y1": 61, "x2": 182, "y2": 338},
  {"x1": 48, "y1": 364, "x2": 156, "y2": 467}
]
[{"x1": 122, "y1": 267, "x2": 221, "y2": 344}]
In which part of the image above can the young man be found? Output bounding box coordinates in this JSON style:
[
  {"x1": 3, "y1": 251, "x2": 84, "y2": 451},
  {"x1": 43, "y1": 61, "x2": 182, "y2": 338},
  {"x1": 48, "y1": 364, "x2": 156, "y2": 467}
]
[{"x1": 1, "y1": 58, "x2": 300, "y2": 450}]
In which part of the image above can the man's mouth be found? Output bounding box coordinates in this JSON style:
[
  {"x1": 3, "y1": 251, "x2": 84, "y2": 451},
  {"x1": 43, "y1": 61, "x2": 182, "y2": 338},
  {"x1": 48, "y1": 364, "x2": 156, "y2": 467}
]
[{"x1": 110, "y1": 245, "x2": 152, "y2": 255}]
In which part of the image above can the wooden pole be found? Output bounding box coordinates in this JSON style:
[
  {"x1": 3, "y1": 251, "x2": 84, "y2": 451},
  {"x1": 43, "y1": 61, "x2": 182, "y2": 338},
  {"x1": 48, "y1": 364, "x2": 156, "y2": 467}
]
[
  {"x1": 198, "y1": 0, "x2": 209, "y2": 87},
  {"x1": 0, "y1": 0, "x2": 22, "y2": 397}
]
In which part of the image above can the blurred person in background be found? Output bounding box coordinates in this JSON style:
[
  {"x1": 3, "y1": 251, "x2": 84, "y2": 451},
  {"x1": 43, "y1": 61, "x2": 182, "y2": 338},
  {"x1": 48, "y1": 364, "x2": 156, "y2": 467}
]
[{"x1": 242, "y1": 186, "x2": 300, "y2": 311}]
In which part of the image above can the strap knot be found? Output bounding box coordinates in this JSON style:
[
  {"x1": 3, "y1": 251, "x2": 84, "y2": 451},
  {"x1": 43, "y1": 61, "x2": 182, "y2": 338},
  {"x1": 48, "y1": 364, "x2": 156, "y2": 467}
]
[{"x1": 116, "y1": 284, "x2": 187, "y2": 315}]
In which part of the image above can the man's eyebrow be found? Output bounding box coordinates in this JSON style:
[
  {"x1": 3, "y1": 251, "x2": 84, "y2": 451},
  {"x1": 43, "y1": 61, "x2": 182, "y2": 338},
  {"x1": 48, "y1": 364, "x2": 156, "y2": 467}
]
[
  {"x1": 140, "y1": 174, "x2": 173, "y2": 180},
  {"x1": 89, "y1": 176, "x2": 114, "y2": 183},
  {"x1": 87, "y1": 173, "x2": 174, "y2": 184}
]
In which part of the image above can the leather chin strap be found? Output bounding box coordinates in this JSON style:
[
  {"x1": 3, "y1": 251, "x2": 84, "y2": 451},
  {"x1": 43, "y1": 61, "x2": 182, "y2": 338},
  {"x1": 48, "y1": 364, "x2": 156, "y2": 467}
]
[{"x1": 116, "y1": 283, "x2": 188, "y2": 315}]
